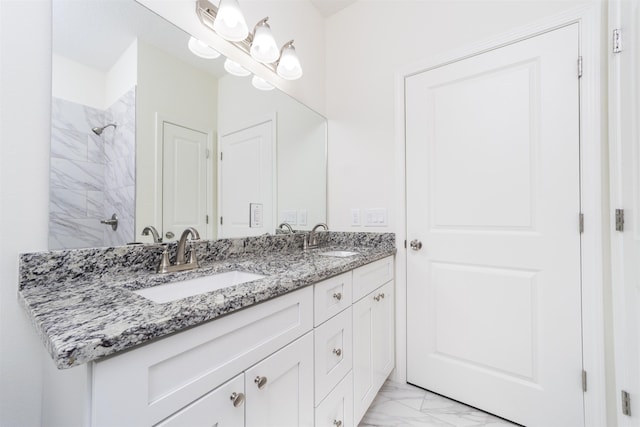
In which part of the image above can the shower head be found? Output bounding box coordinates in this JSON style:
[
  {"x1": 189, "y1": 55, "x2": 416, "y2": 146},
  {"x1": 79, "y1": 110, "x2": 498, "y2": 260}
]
[{"x1": 92, "y1": 123, "x2": 117, "y2": 136}]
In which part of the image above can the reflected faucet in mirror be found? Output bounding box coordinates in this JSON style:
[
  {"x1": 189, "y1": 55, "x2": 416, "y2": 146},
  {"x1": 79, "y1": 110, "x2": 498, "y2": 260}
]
[
  {"x1": 157, "y1": 227, "x2": 201, "y2": 274},
  {"x1": 141, "y1": 225, "x2": 162, "y2": 243},
  {"x1": 278, "y1": 223, "x2": 294, "y2": 233}
]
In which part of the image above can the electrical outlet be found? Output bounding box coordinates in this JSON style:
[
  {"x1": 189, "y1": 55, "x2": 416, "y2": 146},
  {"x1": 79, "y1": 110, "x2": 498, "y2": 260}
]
[
  {"x1": 351, "y1": 209, "x2": 361, "y2": 226},
  {"x1": 364, "y1": 208, "x2": 387, "y2": 226}
]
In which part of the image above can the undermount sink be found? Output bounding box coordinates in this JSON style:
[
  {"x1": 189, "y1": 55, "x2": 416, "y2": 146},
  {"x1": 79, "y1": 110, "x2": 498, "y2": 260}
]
[
  {"x1": 133, "y1": 271, "x2": 265, "y2": 304},
  {"x1": 319, "y1": 250, "x2": 359, "y2": 258}
]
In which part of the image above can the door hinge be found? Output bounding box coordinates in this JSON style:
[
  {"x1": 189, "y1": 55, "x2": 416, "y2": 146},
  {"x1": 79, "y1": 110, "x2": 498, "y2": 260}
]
[
  {"x1": 220, "y1": 152, "x2": 223, "y2": 161},
  {"x1": 582, "y1": 370, "x2": 587, "y2": 392},
  {"x1": 577, "y1": 56, "x2": 583, "y2": 78},
  {"x1": 613, "y1": 29, "x2": 622, "y2": 54},
  {"x1": 404, "y1": 240, "x2": 407, "y2": 249},
  {"x1": 206, "y1": 214, "x2": 209, "y2": 224},
  {"x1": 579, "y1": 213, "x2": 585, "y2": 234},
  {"x1": 220, "y1": 216, "x2": 223, "y2": 225},
  {"x1": 622, "y1": 390, "x2": 631, "y2": 416},
  {"x1": 206, "y1": 149, "x2": 210, "y2": 159},
  {"x1": 615, "y1": 209, "x2": 624, "y2": 231}
]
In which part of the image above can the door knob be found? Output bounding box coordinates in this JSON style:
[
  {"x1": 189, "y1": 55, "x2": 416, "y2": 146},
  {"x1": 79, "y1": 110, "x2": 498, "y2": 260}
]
[
  {"x1": 165, "y1": 231, "x2": 175, "y2": 239},
  {"x1": 410, "y1": 239, "x2": 423, "y2": 251}
]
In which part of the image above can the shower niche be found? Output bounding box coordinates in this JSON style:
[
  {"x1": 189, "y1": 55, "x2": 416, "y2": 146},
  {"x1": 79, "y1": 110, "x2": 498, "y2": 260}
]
[{"x1": 49, "y1": 87, "x2": 136, "y2": 249}]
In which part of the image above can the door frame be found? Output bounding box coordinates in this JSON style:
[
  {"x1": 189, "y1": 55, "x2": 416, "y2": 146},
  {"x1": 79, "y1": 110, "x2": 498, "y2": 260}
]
[
  {"x1": 217, "y1": 113, "x2": 277, "y2": 238},
  {"x1": 393, "y1": 5, "x2": 606, "y2": 426},
  {"x1": 154, "y1": 113, "x2": 216, "y2": 240}
]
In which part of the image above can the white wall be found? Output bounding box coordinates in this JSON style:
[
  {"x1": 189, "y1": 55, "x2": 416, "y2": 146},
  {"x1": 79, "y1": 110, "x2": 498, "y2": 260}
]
[
  {"x1": 136, "y1": 40, "x2": 218, "y2": 240},
  {"x1": 325, "y1": 0, "x2": 590, "y2": 231},
  {"x1": 0, "y1": 1, "x2": 50, "y2": 426}
]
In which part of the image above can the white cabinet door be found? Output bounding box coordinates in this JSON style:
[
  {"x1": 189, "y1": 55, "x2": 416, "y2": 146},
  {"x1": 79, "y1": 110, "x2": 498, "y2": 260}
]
[
  {"x1": 245, "y1": 332, "x2": 314, "y2": 427},
  {"x1": 315, "y1": 372, "x2": 354, "y2": 427},
  {"x1": 155, "y1": 374, "x2": 245, "y2": 427},
  {"x1": 352, "y1": 281, "x2": 395, "y2": 424}
]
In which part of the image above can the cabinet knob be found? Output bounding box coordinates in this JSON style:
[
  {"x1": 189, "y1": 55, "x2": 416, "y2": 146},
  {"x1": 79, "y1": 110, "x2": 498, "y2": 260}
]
[
  {"x1": 254, "y1": 376, "x2": 268, "y2": 390},
  {"x1": 333, "y1": 348, "x2": 342, "y2": 357},
  {"x1": 230, "y1": 392, "x2": 245, "y2": 407},
  {"x1": 165, "y1": 231, "x2": 175, "y2": 239},
  {"x1": 333, "y1": 292, "x2": 342, "y2": 301},
  {"x1": 333, "y1": 420, "x2": 343, "y2": 427}
]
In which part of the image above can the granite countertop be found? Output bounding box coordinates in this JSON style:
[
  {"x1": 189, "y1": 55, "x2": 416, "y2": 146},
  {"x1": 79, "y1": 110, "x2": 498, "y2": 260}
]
[{"x1": 19, "y1": 237, "x2": 395, "y2": 369}]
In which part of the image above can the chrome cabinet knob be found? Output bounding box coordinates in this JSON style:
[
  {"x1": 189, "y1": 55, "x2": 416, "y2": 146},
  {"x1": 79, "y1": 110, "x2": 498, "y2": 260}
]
[
  {"x1": 374, "y1": 293, "x2": 385, "y2": 302},
  {"x1": 230, "y1": 392, "x2": 245, "y2": 407},
  {"x1": 410, "y1": 239, "x2": 423, "y2": 251},
  {"x1": 333, "y1": 348, "x2": 342, "y2": 357},
  {"x1": 333, "y1": 292, "x2": 342, "y2": 301},
  {"x1": 333, "y1": 420, "x2": 343, "y2": 427},
  {"x1": 254, "y1": 376, "x2": 268, "y2": 390},
  {"x1": 165, "y1": 231, "x2": 175, "y2": 239}
]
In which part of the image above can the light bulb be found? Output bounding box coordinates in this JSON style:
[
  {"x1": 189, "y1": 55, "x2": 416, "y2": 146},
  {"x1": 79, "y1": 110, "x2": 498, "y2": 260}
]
[
  {"x1": 276, "y1": 41, "x2": 303, "y2": 80},
  {"x1": 213, "y1": 0, "x2": 249, "y2": 42},
  {"x1": 224, "y1": 58, "x2": 251, "y2": 77},
  {"x1": 250, "y1": 18, "x2": 279, "y2": 63},
  {"x1": 187, "y1": 37, "x2": 221, "y2": 59}
]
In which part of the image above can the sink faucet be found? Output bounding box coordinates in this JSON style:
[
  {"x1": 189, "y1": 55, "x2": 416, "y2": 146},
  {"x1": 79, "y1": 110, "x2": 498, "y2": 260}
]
[
  {"x1": 141, "y1": 225, "x2": 162, "y2": 243},
  {"x1": 278, "y1": 222, "x2": 294, "y2": 233},
  {"x1": 305, "y1": 223, "x2": 328, "y2": 250},
  {"x1": 156, "y1": 227, "x2": 201, "y2": 273}
]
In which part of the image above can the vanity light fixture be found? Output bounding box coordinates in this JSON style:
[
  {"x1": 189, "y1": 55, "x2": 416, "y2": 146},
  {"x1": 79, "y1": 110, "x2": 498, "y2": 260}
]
[
  {"x1": 196, "y1": 0, "x2": 303, "y2": 81},
  {"x1": 188, "y1": 36, "x2": 221, "y2": 59},
  {"x1": 212, "y1": 0, "x2": 249, "y2": 42},
  {"x1": 251, "y1": 75, "x2": 275, "y2": 91},
  {"x1": 250, "y1": 18, "x2": 279, "y2": 64},
  {"x1": 224, "y1": 58, "x2": 251, "y2": 77},
  {"x1": 276, "y1": 40, "x2": 303, "y2": 80}
]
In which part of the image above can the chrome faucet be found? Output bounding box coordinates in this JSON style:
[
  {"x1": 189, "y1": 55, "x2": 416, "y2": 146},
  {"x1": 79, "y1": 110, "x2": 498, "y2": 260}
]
[
  {"x1": 278, "y1": 222, "x2": 294, "y2": 233},
  {"x1": 141, "y1": 225, "x2": 162, "y2": 243},
  {"x1": 305, "y1": 223, "x2": 328, "y2": 250},
  {"x1": 156, "y1": 227, "x2": 201, "y2": 273}
]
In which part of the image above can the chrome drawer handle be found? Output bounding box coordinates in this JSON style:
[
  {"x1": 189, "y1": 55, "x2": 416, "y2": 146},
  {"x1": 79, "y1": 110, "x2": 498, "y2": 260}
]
[
  {"x1": 333, "y1": 292, "x2": 342, "y2": 301},
  {"x1": 333, "y1": 348, "x2": 342, "y2": 357},
  {"x1": 230, "y1": 392, "x2": 245, "y2": 407},
  {"x1": 254, "y1": 376, "x2": 268, "y2": 390}
]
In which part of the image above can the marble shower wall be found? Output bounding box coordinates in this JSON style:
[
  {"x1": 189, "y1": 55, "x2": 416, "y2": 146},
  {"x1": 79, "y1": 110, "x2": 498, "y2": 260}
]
[{"x1": 50, "y1": 88, "x2": 136, "y2": 249}]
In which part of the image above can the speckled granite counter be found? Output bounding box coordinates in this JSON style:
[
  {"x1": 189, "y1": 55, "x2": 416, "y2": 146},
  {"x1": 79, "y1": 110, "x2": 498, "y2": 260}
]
[{"x1": 19, "y1": 232, "x2": 395, "y2": 369}]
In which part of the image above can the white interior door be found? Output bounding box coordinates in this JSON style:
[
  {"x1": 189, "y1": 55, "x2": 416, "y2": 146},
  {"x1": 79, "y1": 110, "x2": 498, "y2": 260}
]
[
  {"x1": 406, "y1": 25, "x2": 583, "y2": 427},
  {"x1": 610, "y1": 0, "x2": 640, "y2": 424},
  {"x1": 162, "y1": 122, "x2": 209, "y2": 242},
  {"x1": 219, "y1": 120, "x2": 275, "y2": 238}
]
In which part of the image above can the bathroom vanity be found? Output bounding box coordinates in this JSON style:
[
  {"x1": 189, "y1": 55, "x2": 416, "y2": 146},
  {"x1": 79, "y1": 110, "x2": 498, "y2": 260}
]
[{"x1": 19, "y1": 232, "x2": 395, "y2": 426}]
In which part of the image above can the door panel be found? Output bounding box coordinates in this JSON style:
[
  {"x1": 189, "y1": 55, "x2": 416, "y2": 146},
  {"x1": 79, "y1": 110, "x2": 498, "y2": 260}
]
[
  {"x1": 406, "y1": 24, "x2": 583, "y2": 427},
  {"x1": 162, "y1": 122, "x2": 208, "y2": 241},
  {"x1": 219, "y1": 120, "x2": 274, "y2": 238}
]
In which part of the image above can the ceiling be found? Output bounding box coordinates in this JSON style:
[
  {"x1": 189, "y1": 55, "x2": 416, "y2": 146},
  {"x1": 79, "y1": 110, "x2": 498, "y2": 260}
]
[{"x1": 309, "y1": 0, "x2": 357, "y2": 17}]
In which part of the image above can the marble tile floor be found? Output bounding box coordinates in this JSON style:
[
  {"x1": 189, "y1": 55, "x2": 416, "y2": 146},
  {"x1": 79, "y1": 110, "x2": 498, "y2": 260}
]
[{"x1": 360, "y1": 380, "x2": 520, "y2": 427}]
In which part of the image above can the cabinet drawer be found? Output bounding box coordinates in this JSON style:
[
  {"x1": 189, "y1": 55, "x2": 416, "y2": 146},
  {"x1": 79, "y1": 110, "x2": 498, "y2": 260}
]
[
  {"x1": 315, "y1": 372, "x2": 354, "y2": 427},
  {"x1": 314, "y1": 272, "x2": 352, "y2": 326},
  {"x1": 155, "y1": 373, "x2": 244, "y2": 427},
  {"x1": 314, "y1": 307, "x2": 353, "y2": 405},
  {"x1": 353, "y1": 256, "x2": 394, "y2": 302}
]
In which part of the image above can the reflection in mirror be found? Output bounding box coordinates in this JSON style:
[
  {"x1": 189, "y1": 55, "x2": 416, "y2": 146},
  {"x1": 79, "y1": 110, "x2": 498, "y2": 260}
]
[{"x1": 50, "y1": 0, "x2": 327, "y2": 249}]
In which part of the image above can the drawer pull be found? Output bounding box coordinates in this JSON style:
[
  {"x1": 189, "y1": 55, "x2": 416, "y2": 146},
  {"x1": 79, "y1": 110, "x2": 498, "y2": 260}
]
[
  {"x1": 333, "y1": 292, "x2": 342, "y2": 301},
  {"x1": 254, "y1": 376, "x2": 268, "y2": 390},
  {"x1": 230, "y1": 392, "x2": 245, "y2": 407},
  {"x1": 333, "y1": 420, "x2": 343, "y2": 427},
  {"x1": 333, "y1": 348, "x2": 342, "y2": 357},
  {"x1": 374, "y1": 293, "x2": 385, "y2": 301}
]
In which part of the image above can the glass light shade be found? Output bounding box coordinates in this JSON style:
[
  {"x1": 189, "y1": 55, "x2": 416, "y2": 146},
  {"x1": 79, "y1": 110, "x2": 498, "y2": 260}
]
[
  {"x1": 224, "y1": 58, "x2": 251, "y2": 77},
  {"x1": 187, "y1": 37, "x2": 221, "y2": 59},
  {"x1": 252, "y1": 75, "x2": 275, "y2": 91},
  {"x1": 213, "y1": 0, "x2": 249, "y2": 42},
  {"x1": 276, "y1": 42, "x2": 303, "y2": 80},
  {"x1": 250, "y1": 22, "x2": 279, "y2": 63}
]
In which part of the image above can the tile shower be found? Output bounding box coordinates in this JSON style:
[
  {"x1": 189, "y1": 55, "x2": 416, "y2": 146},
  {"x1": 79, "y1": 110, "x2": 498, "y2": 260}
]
[{"x1": 50, "y1": 88, "x2": 136, "y2": 249}]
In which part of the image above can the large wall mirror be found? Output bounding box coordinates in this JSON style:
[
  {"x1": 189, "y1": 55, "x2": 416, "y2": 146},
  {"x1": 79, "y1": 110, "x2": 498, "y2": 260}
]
[{"x1": 50, "y1": 0, "x2": 327, "y2": 250}]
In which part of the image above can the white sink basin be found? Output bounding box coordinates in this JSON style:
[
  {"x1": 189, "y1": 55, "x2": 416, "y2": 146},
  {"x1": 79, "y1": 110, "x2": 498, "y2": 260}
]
[
  {"x1": 319, "y1": 251, "x2": 358, "y2": 258},
  {"x1": 133, "y1": 271, "x2": 265, "y2": 304}
]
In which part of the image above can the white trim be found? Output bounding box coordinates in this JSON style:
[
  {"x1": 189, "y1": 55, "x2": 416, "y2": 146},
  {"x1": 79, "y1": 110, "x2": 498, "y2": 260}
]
[{"x1": 394, "y1": 5, "x2": 606, "y2": 426}]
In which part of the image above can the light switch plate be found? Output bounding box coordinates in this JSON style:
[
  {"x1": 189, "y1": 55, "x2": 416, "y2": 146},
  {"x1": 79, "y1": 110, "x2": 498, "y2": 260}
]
[
  {"x1": 364, "y1": 208, "x2": 387, "y2": 227},
  {"x1": 351, "y1": 209, "x2": 361, "y2": 226},
  {"x1": 297, "y1": 210, "x2": 307, "y2": 226}
]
